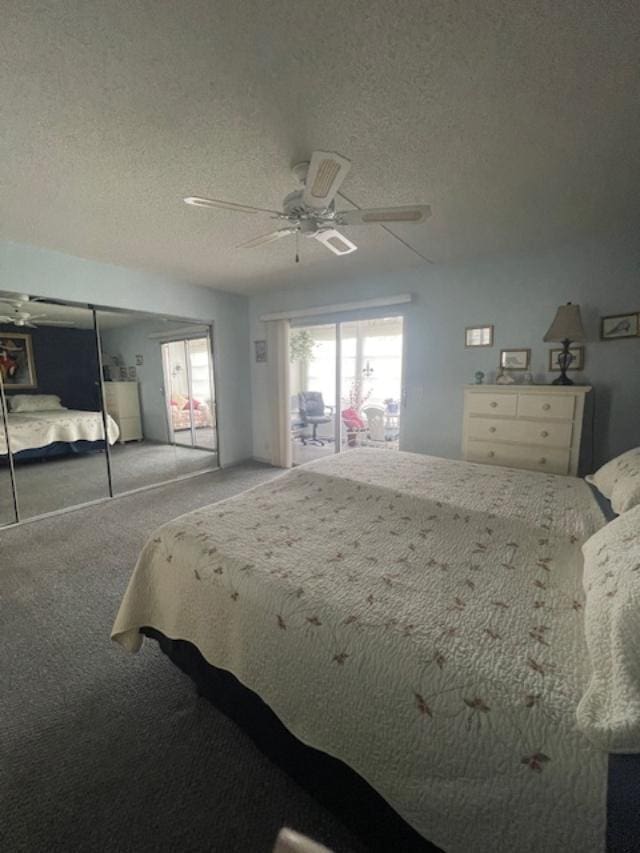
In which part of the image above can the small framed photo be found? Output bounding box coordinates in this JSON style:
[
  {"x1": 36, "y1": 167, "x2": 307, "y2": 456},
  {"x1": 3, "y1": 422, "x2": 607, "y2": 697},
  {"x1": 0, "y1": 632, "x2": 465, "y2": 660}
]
[
  {"x1": 600, "y1": 312, "x2": 639, "y2": 340},
  {"x1": 135, "y1": 354, "x2": 144, "y2": 366},
  {"x1": 548, "y1": 345, "x2": 584, "y2": 372},
  {"x1": 499, "y1": 348, "x2": 530, "y2": 370},
  {"x1": 465, "y1": 325, "x2": 494, "y2": 347},
  {"x1": 254, "y1": 339, "x2": 267, "y2": 363},
  {"x1": 119, "y1": 366, "x2": 127, "y2": 380},
  {"x1": 127, "y1": 366, "x2": 137, "y2": 380}
]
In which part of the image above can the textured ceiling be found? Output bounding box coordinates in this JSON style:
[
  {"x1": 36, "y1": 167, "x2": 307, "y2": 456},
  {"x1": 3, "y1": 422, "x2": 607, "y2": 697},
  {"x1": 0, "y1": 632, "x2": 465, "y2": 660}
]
[{"x1": 1, "y1": 1, "x2": 638, "y2": 294}]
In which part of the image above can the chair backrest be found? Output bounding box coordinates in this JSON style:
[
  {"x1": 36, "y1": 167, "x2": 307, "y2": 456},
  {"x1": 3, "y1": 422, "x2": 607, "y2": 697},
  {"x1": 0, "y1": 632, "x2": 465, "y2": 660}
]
[
  {"x1": 273, "y1": 828, "x2": 333, "y2": 853},
  {"x1": 299, "y1": 391, "x2": 325, "y2": 418},
  {"x1": 363, "y1": 405, "x2": 385, "y2": 441}
]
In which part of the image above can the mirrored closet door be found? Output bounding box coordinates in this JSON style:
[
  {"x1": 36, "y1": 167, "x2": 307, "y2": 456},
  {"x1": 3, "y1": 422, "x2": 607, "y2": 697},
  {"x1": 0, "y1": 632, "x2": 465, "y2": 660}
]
[
  {"x1": 0, "y1": 378, "x2": 19, "y2": 525},
  {"x1": 3, "y1": 302, "x2": 111, "y2": 520},
  {"x1": 0, "y1": 291, "x2": 220, "y2": 528},
  {"x1": 97, "y1": 311, "x2": 218, "y2": 494}
]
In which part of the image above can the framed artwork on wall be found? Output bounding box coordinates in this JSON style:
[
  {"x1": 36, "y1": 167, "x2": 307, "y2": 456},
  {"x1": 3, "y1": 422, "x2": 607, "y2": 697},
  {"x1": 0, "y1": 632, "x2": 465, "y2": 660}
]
[
  {"x1": 600, "y1": 312, "x2": 639, "y2": 340},
  {"x1": 465, "y1": 325, "x2": 494, "y2": 347},
  {"x1": 499, "y1": 348, "x2": 530, "y2": 370},
  {"x1": 254, "y1": 340, "x2": 267, "y2": 363},
  {"x1": 548, "y1": 345, "x2": 584, "y2": 372},
  {"x1": 0, "y1": 332, "x2": 37, "y2": 389}
]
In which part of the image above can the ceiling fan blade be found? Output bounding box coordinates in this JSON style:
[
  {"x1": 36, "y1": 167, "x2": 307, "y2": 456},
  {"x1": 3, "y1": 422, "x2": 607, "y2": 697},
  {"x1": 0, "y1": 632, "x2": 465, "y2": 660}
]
[
  {"x1": 38, "y1": 320, "x2": 77, "y2": 326},
  {"x1": 0, "y1": 316, "x2": 13, "y2": 323},
  {"x1": 335, "y1": 205, "x2": 431, "y2": 226},
  {"x1": 184, "y1": 196, "x2": 283, "y2": 216},
  {"x1": 237, "y1": 227, "x2": 299, "y2": 249},
  {"x1": 302, "y1": 151, "x2": 351, "y2": 210},
  {"x1": 314, "y1": 228, "x2": 357, "y2": 256}
]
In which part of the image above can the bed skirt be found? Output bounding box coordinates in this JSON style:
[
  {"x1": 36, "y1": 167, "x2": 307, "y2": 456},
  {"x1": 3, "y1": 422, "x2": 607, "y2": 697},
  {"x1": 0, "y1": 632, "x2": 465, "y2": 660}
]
[
  {"x1": 0, "y1": 439, "x2": 106, "y2": 463},
  {"x1": 142, "y1": 627, "x2": 439, "y2": 853}
]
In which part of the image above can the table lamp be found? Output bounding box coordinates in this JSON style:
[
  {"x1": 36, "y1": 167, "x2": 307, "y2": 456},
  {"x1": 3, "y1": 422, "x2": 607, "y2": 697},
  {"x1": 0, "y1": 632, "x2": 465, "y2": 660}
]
[{"x1": 543, "y1": 302, "x2": 585, "y2": 386}]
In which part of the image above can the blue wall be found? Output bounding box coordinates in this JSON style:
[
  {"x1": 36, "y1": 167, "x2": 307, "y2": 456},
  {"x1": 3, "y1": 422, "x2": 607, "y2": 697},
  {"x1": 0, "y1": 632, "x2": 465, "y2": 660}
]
[
  {"x1": 250, "y1": 231, "x2": 640, "y2": 471},
  {"x1": 0, "y1": 324, "x2": 101, "y2": 410},
  {"x1": 0, "y1": 241, "x2": 252, "y2": 465}
]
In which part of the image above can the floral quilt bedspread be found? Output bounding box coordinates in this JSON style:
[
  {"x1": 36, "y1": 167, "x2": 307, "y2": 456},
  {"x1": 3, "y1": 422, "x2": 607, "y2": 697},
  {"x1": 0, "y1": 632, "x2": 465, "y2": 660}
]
[
  {"x1": 303, "y1": 448, "x2": 605, "y2": 540},
  {"x1": 0, "y1": 410, "x2": 119, "y2": 454},
  {"x1": 113, "y1": 455, "x2": 607, "y2": 853}
]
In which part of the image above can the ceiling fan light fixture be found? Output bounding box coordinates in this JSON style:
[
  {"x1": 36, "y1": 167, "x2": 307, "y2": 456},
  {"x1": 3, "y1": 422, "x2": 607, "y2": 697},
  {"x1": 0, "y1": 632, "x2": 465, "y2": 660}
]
[{"x1": 309, "y1": 160, "x2": 342, "y2": 199}]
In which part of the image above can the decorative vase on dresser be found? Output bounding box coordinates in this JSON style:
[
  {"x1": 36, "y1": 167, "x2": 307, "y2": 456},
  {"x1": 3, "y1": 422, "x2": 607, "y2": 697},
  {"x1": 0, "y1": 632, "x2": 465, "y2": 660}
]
[
  {"x1": 104, "y1": 381, "x2": 143, "y2": 444},
  {"x1": 462, "y1": 385, "x2": 591, "y2": 476}
]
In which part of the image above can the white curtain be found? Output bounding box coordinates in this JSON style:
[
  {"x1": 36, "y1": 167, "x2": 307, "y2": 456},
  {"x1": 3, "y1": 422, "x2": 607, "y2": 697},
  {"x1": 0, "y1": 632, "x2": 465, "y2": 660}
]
[{"x1": 266, "y1": 319, "x2": 292, "y2": 468}]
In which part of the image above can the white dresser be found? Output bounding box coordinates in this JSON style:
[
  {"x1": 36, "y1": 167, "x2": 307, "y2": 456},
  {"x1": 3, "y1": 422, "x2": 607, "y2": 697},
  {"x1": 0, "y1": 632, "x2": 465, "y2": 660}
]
[
  {"x1": 104, "y1": 381, "x2": 143, "y2": 443},
  {"x1": 462, "y1": 385, "x2": 591, "y2": 476}
]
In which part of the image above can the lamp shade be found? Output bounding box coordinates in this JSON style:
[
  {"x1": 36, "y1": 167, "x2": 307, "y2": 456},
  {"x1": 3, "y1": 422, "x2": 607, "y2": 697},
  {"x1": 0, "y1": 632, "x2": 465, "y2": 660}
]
[{"x1": 543, "y1": 303, "x2": 586, "y2": 342}]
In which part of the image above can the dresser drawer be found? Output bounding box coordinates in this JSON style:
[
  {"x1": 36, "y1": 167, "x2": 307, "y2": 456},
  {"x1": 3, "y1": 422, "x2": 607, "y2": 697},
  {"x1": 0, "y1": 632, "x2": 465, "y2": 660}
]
[
  {"x1": 517, "y1": 393, "x2": 575, "y2": 420},
  {"x1": 466, "y1": 440, "x2": 571, "y2": 475},
  {"x1": 467, "y1": 417, "x2": 573, "y2": 448},
  {"x1": 466, "y1": 392, "x2": 518, "y2": 417},
  {"x1": 116, "y1": 416, "x2": 143, "y2": 442}
]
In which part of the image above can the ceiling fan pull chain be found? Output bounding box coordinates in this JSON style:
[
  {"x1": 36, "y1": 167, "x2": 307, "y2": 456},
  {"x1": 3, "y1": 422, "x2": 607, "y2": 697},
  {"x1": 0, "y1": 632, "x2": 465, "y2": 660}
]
[{"x1": 295, "y1": 229, "x2": 300, "y2": 264}]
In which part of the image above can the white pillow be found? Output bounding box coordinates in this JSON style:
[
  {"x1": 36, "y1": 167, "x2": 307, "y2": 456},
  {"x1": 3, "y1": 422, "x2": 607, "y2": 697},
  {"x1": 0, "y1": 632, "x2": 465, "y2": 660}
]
[
  {"x1": 9, "y1": 394, "x2": 66, "y2": 413},
  {"x1": 577, "y1": 505, "x2": 640, "y2": 752},
  {"x1": 586, "y1": 447, "x2": 640, "y2": 513}
]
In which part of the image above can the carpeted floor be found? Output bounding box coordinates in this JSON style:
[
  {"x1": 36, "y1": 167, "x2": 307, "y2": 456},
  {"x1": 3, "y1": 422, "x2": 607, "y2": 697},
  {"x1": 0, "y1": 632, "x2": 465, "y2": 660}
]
[
  {"x1": 1, "y1": 441, "x2": 219, "y2": 521},
  {"x1": 0, "y1": 462, "x2": 367, "y2": 853}
]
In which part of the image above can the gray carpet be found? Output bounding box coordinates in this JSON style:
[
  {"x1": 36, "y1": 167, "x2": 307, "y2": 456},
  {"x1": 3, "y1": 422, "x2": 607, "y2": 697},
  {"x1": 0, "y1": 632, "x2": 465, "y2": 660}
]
[
  {"x1": 1, "y1": 441, "x2": 219, "y2": 521},
  {"x1": 0, "y1": 462, "x2": 367, "y2": 853}
]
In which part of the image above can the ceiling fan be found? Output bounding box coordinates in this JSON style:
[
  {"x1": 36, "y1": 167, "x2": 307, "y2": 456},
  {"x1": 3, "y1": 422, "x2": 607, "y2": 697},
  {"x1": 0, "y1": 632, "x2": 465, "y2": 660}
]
[
  {"x1": 184, "y1": 150, "x2": 431, "y2": 257},
  {"x1": 0, "y1": 296, "x2": 76, "y2": 328}
]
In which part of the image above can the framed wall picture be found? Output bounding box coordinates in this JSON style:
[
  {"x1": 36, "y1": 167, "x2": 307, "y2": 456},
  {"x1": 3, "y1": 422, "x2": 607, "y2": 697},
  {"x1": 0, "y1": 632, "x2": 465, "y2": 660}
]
[
  {"x1": 0, "y1": 332, "x2": 37, "y2": 389},
  {"x1": 548, "y1": 345, "x2": 584, "y2": 372},
  {"x1": 600, "y1": 312, "x2": 639, "y2": 340},
  {"x1": 254, "y1": 339, "x2": 267, "y2": 363},
  {"x1": 465, "y1": 325, "x2": 494, "y2": 347},
  {"x1": 499, "y1": 348, "x2": 530, "y2": 370}
]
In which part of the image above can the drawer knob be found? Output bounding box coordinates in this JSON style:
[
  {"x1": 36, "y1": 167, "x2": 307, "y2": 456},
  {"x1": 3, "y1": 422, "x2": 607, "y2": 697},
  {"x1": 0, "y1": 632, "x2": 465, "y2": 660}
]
[
  {"x1": 490, "y1": 401, "x2": 498, "y2": 408},
  {"x1": 488, "y1": 451, "x2": 495, "y2": 458},
  {"x1": 489, "y1": 426, "x2": 497, "y2": 433},
  {"x1": 542, "y1": 403, "x2": 551, "y2": 411},
  {"x1": 539, "y1": 457, "x2": 547, "y2": 465},
  {"x1": 540, "y1": 430, "x2": 549, "y2": 438}
]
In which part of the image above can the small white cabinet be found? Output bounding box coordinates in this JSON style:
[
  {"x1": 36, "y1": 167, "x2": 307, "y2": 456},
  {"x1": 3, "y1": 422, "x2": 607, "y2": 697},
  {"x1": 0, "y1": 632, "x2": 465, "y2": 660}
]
[
  {"x1": 104, "y1": 381, "x2": 143, "y2": 443},
  {"x1": 462, "y1": 385, "x2": 590, "y2": 476}
]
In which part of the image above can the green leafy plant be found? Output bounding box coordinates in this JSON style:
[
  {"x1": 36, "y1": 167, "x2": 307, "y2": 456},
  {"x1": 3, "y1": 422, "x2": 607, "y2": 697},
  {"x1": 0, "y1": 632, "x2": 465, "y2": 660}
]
[{"x1": 289, "y1": 330, "x2": 316, "y2": 364}]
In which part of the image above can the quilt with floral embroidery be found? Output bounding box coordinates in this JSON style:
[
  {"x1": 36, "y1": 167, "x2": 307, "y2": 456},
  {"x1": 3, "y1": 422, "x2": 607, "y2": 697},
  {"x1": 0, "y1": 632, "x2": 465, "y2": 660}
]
[{"x1": 113, "y1": 453, "x2": 608, "y2": 853}]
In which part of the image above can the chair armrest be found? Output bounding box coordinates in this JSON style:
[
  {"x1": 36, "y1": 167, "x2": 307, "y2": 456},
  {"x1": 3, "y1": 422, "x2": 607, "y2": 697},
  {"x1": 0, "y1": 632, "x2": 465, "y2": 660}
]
[{"x1": 324, "y1": 405, "x2": 335, "y2": 415}]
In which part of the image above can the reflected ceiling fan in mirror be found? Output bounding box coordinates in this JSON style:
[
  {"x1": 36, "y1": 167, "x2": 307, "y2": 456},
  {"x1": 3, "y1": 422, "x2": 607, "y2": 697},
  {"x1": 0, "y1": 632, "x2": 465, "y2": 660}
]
[
  {"x1": 184, "y1": 150, "x2": 432, "y2": 261},
  {"x1": 0, "y1": 295, "x2": 76, "y2": 328}
]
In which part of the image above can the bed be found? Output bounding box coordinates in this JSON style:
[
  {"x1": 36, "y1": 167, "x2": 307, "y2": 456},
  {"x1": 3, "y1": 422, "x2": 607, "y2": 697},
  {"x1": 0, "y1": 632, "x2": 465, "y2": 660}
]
[
  {"x1": 0, "y1": 409, "x2": 120, "y2": 461},
  {"x1": 112, "y1": 449, "x2": 638, "y2": 852}
]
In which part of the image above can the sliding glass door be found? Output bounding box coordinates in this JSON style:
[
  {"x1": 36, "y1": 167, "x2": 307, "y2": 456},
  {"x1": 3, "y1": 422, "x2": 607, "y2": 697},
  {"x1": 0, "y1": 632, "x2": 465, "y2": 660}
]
[
  {"x1": 162, "y1": 335, "x2": 216, "y2": 452},
  {"x1": 289, "y1": 316, "x2": 404, "y2": 465}
]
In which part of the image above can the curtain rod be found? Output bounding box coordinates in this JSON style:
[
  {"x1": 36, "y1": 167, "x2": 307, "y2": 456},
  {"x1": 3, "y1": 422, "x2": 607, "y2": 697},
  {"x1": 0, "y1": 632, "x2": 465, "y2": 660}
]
[{"x1": 259, "y1": 294, "x2": 413, "y2": 322}]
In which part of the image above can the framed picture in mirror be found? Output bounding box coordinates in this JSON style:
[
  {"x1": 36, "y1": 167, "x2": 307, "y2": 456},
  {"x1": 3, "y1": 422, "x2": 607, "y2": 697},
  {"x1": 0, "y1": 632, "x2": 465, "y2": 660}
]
[
  {"x1": 0, "y1": 333, "x2": 37, "y2": 389},
  {"x1": 465, "y1": 325, "x2": 493, "y2": 347}
]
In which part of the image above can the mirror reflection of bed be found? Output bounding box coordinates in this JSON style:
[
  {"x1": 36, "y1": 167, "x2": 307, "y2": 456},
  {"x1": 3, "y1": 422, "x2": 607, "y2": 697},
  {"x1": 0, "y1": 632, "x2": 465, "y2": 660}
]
[{"x1": 0, "y1": 294, "x2": 219, "y2": 524}]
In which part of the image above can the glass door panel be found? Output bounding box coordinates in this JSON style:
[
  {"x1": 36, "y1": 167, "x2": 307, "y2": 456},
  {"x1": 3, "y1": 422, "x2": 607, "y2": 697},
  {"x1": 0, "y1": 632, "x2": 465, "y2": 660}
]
[
  {"x1": 290, "y1": 324, "x2": 337, "y2": 465},
  {"x1": 339, "y1": 316, "x2": 404, "y2": 452},
  {"x1": 161, "y1": 332, "x2": 217, "y2": 477}
]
